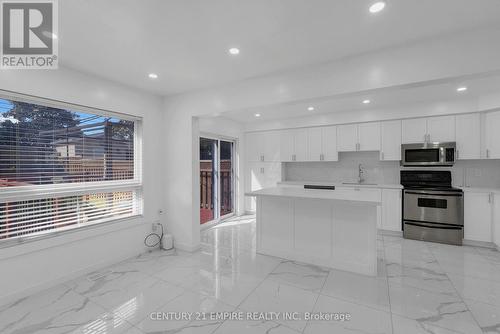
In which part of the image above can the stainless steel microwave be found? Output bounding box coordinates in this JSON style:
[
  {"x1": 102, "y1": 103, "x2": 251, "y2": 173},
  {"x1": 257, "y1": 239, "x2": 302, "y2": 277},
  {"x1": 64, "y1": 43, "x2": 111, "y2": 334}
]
[{"x1": 401, "y1": 142, "x2": 456, "y2": 166}]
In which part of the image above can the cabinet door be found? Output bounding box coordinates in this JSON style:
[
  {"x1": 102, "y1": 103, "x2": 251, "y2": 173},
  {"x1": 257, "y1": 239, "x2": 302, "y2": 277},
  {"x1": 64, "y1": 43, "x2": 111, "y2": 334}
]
[
  {"x1": 493, "y1": 193, "x2": 500, "y2": 248},
  {"x1": 337, "y1": 124, "x2": 358, "y2": 152},
  {"x1": 464, "y1": 192, "x2": 492, "y2": 242},
  {"x1": 427, "y1": 115, "x2": 456, "y2": 142},
  {"x1": 322, "y1": 126, "x2": 338, "y2": 161},
  {"x1": 402, "y1": 118, "x2": 427, "y2": 144},
  {"x1": 263, "y1": 131, "x2": 281, "y2": 162},
  {"x1": 380, "y1": 120, "x2": 401, "y2": 161},
  {"x1": 307, "y1": 127, "x2": 323, "y2": 161},
  {"x1": 456, "y1": 113, "x2": 481, "y2": 160},
  {"x1": 358, "y1": 122, "x2": 380, "y2": 151},
  {"x1": 381, "y1": 189, "x2": 402, "y2": 231},
  {"x1": 484, "y1": 111, "x2": 500, "y2": 159},
  {"x1": 245, "y1": 162, "x2": 265, "y2": 211},
  {"x1": 293, "y1": 128, "x2": 308, "y2": 161},
  {"x1": 245, "y1": 132, "x2": 263, "y2": 161},
  {"x1": 279, "y1": 130, "x2": 294, "y2": 162},
  {"x1": 263, "y1": 162, "x2": 282, "y2": 188}
]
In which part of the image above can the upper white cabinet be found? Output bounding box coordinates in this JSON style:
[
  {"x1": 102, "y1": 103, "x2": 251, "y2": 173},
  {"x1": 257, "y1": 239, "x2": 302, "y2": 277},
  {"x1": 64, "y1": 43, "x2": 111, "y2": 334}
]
[
  {"x1": 456, "y1": 113, "x2": 481, "y2": 160},
  {"x1": 337, "y1": 122, "x2": 380, "y2": 152},
  {"x1": 279, "y1": 128, "x2": 308, "y2": 162},
  {"x1": 484, "y1": 110, "x2": 500, "y2": 159},
  {"x1": 464, "y1": 191, "x2": 493, "y2": 243},
  {"x1": 307, "y1": 126, "x2": 338, "y2": 161},
  {"x1": 337, "y1": 124, "x2": 358, "y2": 152},
  {"x1": 427, "y1": 116, "x2": 456, "y2": 142},
  {"x1": 402, "y1": 116, "x2": 455, "y2": 144},
  {"x1": 380, "y1": 120, "x2": 401, "y2": 161},
  {"x1": 246, "y1": 131, "x2": 280, "y2": 162},
  {"x1": 402, "y1": 118, "x2": 427, "y2": 143}
]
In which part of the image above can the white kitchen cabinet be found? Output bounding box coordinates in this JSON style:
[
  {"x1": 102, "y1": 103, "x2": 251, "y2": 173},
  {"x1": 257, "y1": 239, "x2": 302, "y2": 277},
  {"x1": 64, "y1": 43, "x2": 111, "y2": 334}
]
[
  {"x1": 307, "y1": 127, "x2": 323, "y2": 161},
  {"x1": 381, "y1": 189, "x2": 402, "y2": 232},
  {"x1": 402, "y1": 118, "x2": 427, "y2": 144},
  {"x1": 484, "y1": 110, "x2": 500, "y2": 159},
  {"x1": 493, "y1": 192, "x2": 500, "y2": 249},
  {"x1": 245, "y1": 162, "x2": 282, "y2": 211},
  {"x1": 402, "y1": 116, "x2": 455, "y2": 144},
  {"x1": 427, "y1": 115, "x2": 456, "y2": 142},
  {"x1": 358, "y1": 122, "x2": 381, "y2": 151},
  {"x1": 279, "y1": 130, "x2": 294, "y2": 162},
  {"x1": 307, "y1": 126, "x2": 338, "y2": 161},
  {"x1": 337, "y1": 124, "x2": 358, "y2": 152},
  {"x1": 455, "y1": 113, "x2": 481, "y2": 160},
  {"x1": 337, "y1": 122, "x2": 380, "y2": 152},
  {"x1": 380, "y1": 120, "x2": 401, "y2": 161},
  {"x1": 293, "y1": 128, "x2": 308, "y2": 161},
  {"x1": 245, "y1": 131, "x2": 280, "y2": 162},
  {"x1": 464, "y1": 191, "x2": 493, "y2": 243},
  {"x1": 322, "y1": 126, "x2": 338, "y2": 161}
]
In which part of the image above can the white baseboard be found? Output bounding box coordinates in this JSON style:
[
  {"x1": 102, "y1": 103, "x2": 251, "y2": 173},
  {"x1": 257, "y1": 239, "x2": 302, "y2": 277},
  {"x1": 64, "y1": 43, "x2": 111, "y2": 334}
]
[
  {"x1": 463, "y1": 239, "x2": 496, "y2": 249},
  {"x1": 175, "y1": 241, "x2": 201, "y2": 252},
  {"x1": 378, "y1": 229, "x2": 403, "y2": 237}
]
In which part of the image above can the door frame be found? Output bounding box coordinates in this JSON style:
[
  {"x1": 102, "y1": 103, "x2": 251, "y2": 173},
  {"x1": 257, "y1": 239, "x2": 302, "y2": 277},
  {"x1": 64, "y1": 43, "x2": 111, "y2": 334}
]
[{"x1": 199, "y1": 133, "x2": 237, "y2": 229}]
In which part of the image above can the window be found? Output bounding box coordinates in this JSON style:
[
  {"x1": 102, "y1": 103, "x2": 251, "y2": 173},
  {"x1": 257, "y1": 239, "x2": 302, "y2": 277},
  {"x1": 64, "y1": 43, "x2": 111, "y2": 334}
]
[{"x1": 0, "y1": 94, "x2": 142, "y2": 242}]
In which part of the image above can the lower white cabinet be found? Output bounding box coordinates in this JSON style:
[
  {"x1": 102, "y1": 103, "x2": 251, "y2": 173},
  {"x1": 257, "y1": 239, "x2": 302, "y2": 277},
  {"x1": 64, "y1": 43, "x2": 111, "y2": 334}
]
[
  {"x1": 464, "y1": 191, "x2": 493, "y2": 243},
  {"x1": 493, "y1": 192, "x2": 500, "y2": 249},
  {"x1": 245, "y1": 162, "x2": 282, "y2": 211},
  {"x1": 381, "y1": 189, "x2": 402, "y2": 231}
]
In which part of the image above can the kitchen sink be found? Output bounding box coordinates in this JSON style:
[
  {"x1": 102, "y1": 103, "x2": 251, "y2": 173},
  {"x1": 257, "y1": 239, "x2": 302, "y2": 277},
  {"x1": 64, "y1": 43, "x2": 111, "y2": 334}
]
[{"x1": 341, "y1": 182, "x2": 378, "y2": 186}]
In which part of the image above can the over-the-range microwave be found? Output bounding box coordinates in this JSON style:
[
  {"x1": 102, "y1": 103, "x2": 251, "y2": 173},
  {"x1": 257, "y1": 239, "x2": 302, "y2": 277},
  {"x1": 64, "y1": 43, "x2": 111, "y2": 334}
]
[{"x1": 401, "y1": 142, "x2": 456, "y2": 167}]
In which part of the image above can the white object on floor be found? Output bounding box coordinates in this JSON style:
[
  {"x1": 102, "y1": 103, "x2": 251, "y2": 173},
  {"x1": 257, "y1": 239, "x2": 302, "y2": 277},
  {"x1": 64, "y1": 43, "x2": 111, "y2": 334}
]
[{"x1": 162, "y1": 233, "x2": 174, "y2": 250}]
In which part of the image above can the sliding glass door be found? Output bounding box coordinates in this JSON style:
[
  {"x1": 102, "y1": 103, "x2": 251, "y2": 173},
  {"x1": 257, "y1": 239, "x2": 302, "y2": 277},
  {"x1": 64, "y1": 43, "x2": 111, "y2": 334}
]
[{"x1": 200, "y1": 137, "x2": 234, "y2": 225}]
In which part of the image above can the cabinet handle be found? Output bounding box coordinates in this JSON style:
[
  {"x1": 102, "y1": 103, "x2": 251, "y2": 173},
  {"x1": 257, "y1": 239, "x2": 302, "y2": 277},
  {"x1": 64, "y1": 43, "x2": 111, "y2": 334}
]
[
  {"x1": 292, "y1": 154, "x2": 296, "y2": 161},
  {"x1": 260, "y1": 155, "x2": 264, "y2": 162},
  {"x1": 487, "y1": 149, "x2": 490, "y2": 158},
  {"x1": 260, "y1": 167, "x2": 265, "y2": 174},
  {"x1": 320, "y1": 154, "x2": 324, "y2": 161},
  {"x1": 456, "y1": 150, "x2": 459, "y2": 160}
]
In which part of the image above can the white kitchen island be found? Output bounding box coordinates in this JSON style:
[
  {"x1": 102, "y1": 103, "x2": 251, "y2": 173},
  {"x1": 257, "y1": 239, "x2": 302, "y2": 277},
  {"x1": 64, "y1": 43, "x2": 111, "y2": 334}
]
[{"x1": 246, "y1": 186, "x2": 381, "y2": 276}]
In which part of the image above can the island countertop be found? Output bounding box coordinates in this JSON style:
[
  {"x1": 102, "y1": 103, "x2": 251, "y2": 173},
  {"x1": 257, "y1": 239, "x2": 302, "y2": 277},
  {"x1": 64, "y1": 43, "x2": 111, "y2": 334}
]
[{"x1": 245, "y1": 186, "x2": 381, "y2": 204}]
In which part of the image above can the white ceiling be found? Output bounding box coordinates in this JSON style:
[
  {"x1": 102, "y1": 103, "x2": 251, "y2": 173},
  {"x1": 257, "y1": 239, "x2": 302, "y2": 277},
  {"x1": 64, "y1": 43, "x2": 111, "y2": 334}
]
[
  {"x1": 59, "y1": 0, "x2": 500, "y2": 96},
  {"x1": 220, "y1": 74, "x2": 500, "y2": 123}
]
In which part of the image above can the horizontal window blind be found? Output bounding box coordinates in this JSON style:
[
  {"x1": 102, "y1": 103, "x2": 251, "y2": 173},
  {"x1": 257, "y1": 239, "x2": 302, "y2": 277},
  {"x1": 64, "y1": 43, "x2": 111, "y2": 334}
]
[
  {"x1": 0, "y1": 95, "x2": 143, "y2": 242},
  {"x1": 0, "y1": 190, "x2": 142, "y2": 240}
]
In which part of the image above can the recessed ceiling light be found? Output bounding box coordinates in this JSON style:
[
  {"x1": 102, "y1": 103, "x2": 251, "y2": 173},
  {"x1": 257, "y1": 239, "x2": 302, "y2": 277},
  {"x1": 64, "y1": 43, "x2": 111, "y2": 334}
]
[
  {"x1": 456, "y1": 86, "x2": 467, "y2": 92},
  {"x1": 369, "y1": 1, "x2": 386, "y2": 13},
  {"x1": 363, "y1": 99, "x2": 371, "y2": 104},
  {"x1": 307, "y1": 106, "x2": 315, "y2": 111},
  {"x1": 228, "y1": 47, "x2": 240, "y2": 55},
  {"x1": 148, "y1": 73, "x2": 158, "y2": 79},
  {"x1": 254, "y1": 113, "x2": 261, "y2": 118}
]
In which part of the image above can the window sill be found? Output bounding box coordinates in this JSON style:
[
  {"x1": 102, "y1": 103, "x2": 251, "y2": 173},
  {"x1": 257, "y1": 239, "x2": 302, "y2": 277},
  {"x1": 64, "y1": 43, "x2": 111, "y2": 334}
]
[{"x1": 0, "y1": 215, "x2": 145, "y2": 260}]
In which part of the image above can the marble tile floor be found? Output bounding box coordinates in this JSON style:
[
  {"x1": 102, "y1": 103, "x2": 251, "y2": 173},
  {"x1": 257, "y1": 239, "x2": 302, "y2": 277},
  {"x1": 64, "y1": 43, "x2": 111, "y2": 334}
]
[{"x1": 2, "y1": 214, "x2": 500, "y2": 333}]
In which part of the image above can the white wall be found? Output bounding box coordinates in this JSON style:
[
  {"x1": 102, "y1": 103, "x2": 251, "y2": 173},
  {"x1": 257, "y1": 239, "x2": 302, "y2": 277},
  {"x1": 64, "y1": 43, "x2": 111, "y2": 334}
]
[{"x1": 0, "y1": 67, "x2": 164, "y2": 303}]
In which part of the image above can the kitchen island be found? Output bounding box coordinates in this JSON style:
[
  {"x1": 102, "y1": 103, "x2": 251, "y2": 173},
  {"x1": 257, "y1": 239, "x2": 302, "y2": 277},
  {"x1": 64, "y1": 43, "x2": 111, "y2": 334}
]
[{"x1": 246, "y1": 186, "x2": 381, "y2": 276}]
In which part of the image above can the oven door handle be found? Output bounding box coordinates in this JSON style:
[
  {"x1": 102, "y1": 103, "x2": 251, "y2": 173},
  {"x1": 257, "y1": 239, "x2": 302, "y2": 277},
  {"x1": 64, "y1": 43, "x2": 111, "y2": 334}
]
[
  {"x1": 404, "y1": 221, "x2": 463, "y2": 230},
  {"x1": 404, "y1": 191, "x2": 463, "y2": 197}
]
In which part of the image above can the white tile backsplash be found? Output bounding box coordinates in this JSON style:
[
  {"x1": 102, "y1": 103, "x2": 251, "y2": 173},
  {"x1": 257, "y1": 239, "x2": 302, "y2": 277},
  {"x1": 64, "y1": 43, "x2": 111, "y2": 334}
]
[{"x1": 284, "y1": 151, "x2": 500, "y2": 188}]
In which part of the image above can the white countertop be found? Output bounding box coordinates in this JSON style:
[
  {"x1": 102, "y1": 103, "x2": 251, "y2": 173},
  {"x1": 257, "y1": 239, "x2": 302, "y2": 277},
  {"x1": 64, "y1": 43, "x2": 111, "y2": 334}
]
[
  {"x1": 245, "y1": 186, "x2": 381, "y2": 204},
  {"x1": 277, "y1": 180, "x2": 403, "y2": 190},
  {"x1": 457, "y1": 186, "x2": 500, "y2": 193}
]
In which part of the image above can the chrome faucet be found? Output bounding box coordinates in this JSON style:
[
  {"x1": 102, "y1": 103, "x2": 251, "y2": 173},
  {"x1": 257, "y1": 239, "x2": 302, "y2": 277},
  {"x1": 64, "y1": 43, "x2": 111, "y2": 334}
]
[{"x1": 358, "y1": 164, "x2": 365, "y2": 184}]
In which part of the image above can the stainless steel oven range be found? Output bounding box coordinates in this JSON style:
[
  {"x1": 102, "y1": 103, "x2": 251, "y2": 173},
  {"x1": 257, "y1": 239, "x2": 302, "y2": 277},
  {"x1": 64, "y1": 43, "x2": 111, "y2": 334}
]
[{"x1": 401, "y1": 170, "x2": 464, "y2": 245}]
